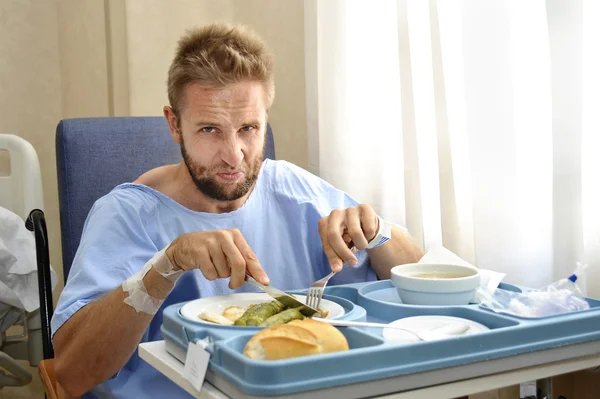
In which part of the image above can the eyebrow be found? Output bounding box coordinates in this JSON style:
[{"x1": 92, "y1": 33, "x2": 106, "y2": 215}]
[
  {"x1": 195, "y1": 121, "x2": 221, "y2": 126},
  {"x1": 241, "y1": 120, "x2": 261, "y2": 126},
  {"x1": 194, "y1": 120, "x2": 261, "y2": 127}
]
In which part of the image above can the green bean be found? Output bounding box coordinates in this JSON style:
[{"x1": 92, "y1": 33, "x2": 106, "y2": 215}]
[
  {"x1": 234, "y1": 301, "x2": 286, "y2": 326},
  {"x1": 260, "y1": 308, "x2": 304, "y2": 327}
]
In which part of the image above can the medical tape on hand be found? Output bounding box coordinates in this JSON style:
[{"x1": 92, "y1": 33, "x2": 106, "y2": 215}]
[
  {"x1": 122, "y1": 248, "x2": 183, "y2": 315},
  {"x1": 367, "y1": 216, "x2": 393, "y2": 249}
]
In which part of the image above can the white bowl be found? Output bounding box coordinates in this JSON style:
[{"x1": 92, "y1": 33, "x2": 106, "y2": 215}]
[{"x1": 390, "y1": 263, "x2": 480, "y2": 305}]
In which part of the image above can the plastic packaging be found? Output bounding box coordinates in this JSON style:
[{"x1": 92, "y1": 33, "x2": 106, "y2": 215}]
[{"x1": 479, "y1": 263, "x2": 590, "y2": 318}]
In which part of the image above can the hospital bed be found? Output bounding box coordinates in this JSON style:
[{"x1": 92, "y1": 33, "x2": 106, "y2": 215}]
[{"x1": 0, "y1": 133, "x2": 54, "y2": 391}]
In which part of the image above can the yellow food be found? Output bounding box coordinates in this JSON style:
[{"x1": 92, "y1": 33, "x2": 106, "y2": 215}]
[
  {"x1": 222, "y1": 306, "x2": 245, "y2": 322},
  {"x1": 243, "y1": 319, "x2": 349, "y2": 360},
  {"x1": 411, "y1": 273, "x2": 469, "y2": 279},
  {"x1": 198, "y1": 311, "x2": 234, "y2": 326}
]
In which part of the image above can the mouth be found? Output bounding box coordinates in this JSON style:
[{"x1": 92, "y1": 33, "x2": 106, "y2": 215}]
[{"x1": 215, "y1": 171, "x2": 244, "y2": 182}]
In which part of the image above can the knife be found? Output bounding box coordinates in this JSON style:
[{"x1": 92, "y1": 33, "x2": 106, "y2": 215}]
[{"x1": 244, "y1": 274, "x2": 320, "y2": 317}]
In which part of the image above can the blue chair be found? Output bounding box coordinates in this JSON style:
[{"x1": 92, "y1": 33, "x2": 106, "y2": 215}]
[
  {"x1": 55, "y1": 117, "x2": 275, "y2": 283},
  {"x1": 37, "y1": 117, "x2": 275, "y2": 398}
]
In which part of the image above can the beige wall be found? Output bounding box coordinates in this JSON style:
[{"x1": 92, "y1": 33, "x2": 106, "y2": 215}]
[
  {"x1": 0, "y1": 0, "x2": 114, "y2": 296},
  {"x1": 234, "y1": 0, "x2": 308, "y2": 168},
  {"x1": 0, "y1": 0, "x2": 65, "y2": 299},
  {"x1": 122, "y1": 0, "x2": 307, "y2": 167},
  {"x1": 0, "y1": 1, "x2": 63, "y2": 397},
  {"x1": 124, "y1": 0, "x2": 235, "y2": 116},
  {"x1": 56, "y1": 0, "x2": 110, "y2": 118}
]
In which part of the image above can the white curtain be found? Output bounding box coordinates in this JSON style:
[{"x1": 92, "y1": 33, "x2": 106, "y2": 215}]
[{"x1": 304, "y1": 0, "x2": 600, "y2": 296}]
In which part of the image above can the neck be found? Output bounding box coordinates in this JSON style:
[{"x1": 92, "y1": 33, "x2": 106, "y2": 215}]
[{"x1": 170, "y1": 162, "x2": 254, "y2": 213}]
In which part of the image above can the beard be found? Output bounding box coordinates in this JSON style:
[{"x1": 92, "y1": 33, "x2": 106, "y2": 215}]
[{"x1": 180, "y1": 140, "x2": 264, "y2": 202}]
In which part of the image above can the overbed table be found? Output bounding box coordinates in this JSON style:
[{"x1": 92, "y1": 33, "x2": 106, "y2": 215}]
[{"x1": 139, "y1": 338, "x2": 600, "y2": 398}]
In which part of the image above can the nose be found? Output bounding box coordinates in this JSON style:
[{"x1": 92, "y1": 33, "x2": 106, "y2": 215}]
[{"x1": 220, "y1": 135, "x2": 244, "y2": 167}]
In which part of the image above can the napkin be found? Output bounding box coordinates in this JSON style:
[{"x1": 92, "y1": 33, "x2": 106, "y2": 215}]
[{"x1": 418, "y1": 246, "x2": 506, "y2": 303}]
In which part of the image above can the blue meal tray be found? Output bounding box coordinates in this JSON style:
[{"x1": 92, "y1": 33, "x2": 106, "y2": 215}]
[{"x1": 160, "y1": 280, "x2": 600, "y2": 397}]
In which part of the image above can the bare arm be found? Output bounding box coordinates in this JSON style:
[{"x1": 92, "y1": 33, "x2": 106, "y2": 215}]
[
  {"x1": 54, "y1": 267, "x2": 174, "y2": 397},
  {"x1": 53, "y1": 229, "x2": 267, "y2": 397},
  {"x1": 367, "y1": 226, "x2": 424, "y2": 279}
]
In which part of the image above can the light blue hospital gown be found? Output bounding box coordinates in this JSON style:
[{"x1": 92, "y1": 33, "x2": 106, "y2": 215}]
[{"x1": 51, "y1": 159, "x2": 377, "y2": 398}]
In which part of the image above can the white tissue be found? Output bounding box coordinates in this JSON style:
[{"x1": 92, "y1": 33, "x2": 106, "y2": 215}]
[
  {"x1": 0, "y1": 206, "x2": 58, "y2": 312},
  {"x1": 418, "y1": 246, "x2": 506, "y2": 304}
]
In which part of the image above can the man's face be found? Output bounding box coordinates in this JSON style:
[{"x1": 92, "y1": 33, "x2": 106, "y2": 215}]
[{"x1": 174, "y1": 81, "x2": 267, "y2": 201}]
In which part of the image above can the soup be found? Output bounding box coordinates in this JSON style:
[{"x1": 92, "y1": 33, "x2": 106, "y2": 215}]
[{"x1": 411, "y1": 273, "x2": 470, "y2": 279}]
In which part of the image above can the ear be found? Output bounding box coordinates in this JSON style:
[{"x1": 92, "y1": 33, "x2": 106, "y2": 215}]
[{"x1": 164, "y1": 106, "x2": 182, "y2": 144}]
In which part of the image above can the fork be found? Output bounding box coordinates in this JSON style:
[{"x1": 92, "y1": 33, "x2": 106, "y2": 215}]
[
  {"x1": 306, "y1": 247, "x2": 358, "y2": 310},
  {"x1": 306, "y1": 271, "x2": 336, "y2": 311}
]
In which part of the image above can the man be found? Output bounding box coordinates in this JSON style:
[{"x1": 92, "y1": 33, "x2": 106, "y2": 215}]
[{"x1": 51, "y1": 23, "x2": 423, "y2": 398}]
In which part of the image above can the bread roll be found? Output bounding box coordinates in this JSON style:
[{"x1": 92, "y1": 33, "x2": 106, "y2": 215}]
[{"x1": 243, "y1": 319, "x2": 349, "y2": 360}]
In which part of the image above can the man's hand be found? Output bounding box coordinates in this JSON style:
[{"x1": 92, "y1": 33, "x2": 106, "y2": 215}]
[
  {"x1": 165, "y1": 229, "x2": 269, "y2": 288},
  {"x1": 318, "y1": 204, "x2": 379, "y2": 272}
]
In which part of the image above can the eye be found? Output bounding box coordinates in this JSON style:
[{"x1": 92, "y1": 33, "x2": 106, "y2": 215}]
[
  {"x1": 240, "y1": 125, "x2": 255, "y2": 133},
  {"x1": 200, "y1": 126, "x2": 216, "y2": 133}
]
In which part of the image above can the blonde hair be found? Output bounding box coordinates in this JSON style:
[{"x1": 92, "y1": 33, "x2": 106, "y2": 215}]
[{"x1": 167, "y1": 23, "x2": 275, "y2": 118}]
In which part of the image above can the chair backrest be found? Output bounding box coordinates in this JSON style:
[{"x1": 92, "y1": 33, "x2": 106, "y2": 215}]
[
  {"x1": 56, "y1": 117, "x2": 275, "y2": 282},
  {"x1": 0, "y1": 134, "x2": 44, "y2": 220}
]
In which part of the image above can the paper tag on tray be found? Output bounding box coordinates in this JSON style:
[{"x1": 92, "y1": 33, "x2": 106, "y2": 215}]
[{"x1": 184, "y1": 337, "x2": 211, "y2": 391}]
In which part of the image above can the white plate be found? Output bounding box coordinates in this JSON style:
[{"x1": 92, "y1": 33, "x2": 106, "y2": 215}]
[
  {"x1": 382, "y1": 315, "x2": 489, "y2": 343},
  {"x1": 180, "y1": 293, "x2": 345, "y2": 325}
]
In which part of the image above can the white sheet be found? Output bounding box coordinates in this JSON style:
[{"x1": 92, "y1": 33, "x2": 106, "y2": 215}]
[{"x1": 0, "y1": 206, "x2": 57, "y2": 312}]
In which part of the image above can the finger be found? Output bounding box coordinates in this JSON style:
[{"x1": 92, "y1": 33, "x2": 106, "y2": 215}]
[
  {"x1": 359, "y1": 204, "x2": 379, "y2": 242},
  {"x1": 231, "y1": 229, "x2": 269, "y2": 286},
  {"x1": 319, "y1": 217, "x2": 342, "y2": 272},
  {"x1": 171, "y1": 240, "x2": 203, "y2": 272},
  {"x1": 319, "y1": 216, "x2": 344, "y2": 272},
  {"x1": 220, "y1": 235, "x2": 246, "y2": 288},
  {"x1": 342, "y1": 232, "x2": 353, "y2": 246},
  {"x1": 346, "y1": 206, "x2": 369, "y2": 250},
  {"x1": 196, "y1": 247, "x2": 218, "y2": 281},
  {"x1": 208, "y1": 239, "x2": 230, "y2": 278},
  {"x1": 328, "y1": 210, "x2": 358, "y2": 267},
  {"x1": 166, "y1": 237, "x2": 196, "y2": 272}
]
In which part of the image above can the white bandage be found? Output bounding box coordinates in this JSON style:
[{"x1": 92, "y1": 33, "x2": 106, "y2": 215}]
[
  {"x1": 122, "y1": 248, "x2": 183, "y2": 315},
  {"x1": 150, "y1": 247, "x2": 184, "y2": 282},
  {"x1": 367, "y1": 216, "x2": 393, "y2": 249}
]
